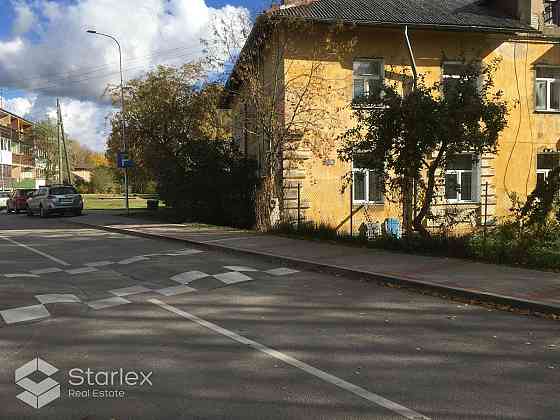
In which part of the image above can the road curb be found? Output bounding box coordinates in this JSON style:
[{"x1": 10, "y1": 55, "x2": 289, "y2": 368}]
[{"x1": 70, "y1": 220, "x2": 560, "y2": 318}]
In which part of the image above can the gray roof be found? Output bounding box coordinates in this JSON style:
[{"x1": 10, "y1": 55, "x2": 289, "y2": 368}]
[{"x1": 274, "y1": 0, "x2": 535, "y2": 32}]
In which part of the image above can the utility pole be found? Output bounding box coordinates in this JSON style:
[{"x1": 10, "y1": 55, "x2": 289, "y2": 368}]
[
  {"x1": 57, "y1": 100, "x2": 72, "y2": 185},
  {"x1": 57, "y1": 100, "x2": 63, "y2": 184}
]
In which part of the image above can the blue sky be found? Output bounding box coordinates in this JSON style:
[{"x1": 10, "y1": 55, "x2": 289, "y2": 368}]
[{"x1": 0, "y1": 0, "x2": 260, "y2": 150}]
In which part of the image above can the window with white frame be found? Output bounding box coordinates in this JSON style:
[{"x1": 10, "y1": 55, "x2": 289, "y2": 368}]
[
  {"x1": 352, "y1": 59, "x2": 384, "y2": 102},
  {"x1": 442, "y1": 62, "x2": 467, "y2": 96},
  {"x1": 445, "y1": 154, "x2": 479, "y2": 202},
  {"x1": 536, "y1": 67, "x2": 560, "y2": 112},
  {"x1": 537, "y1": 152, "x2": 560, "y2": 187},
  {"x1": 352, "y1": 155, "x2": 384, "y2": 204}
]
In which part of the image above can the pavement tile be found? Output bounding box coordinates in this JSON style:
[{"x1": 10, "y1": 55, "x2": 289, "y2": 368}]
[
  {"x1": 35, "y1": 294, "x2": 82, "y2": 304},
  {"x1": 86, "y1": 297, "x2": 131, "y2": 310},
  {"x1": 156, "y1": 285, "x2": 196, "y2": 297},
  {"x1": 109, "y1": 285, "x2": 152, "y2": 297},
  {"x1": 1, "y1": 304, "x2": 50, "y2": 324},
  {"x1": 213, "y1": 272, "x2": 253, "y2": 284}
]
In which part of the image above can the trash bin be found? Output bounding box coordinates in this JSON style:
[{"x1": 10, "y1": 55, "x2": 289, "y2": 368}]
[{"x1": 147, "y1": 199, "x2": 159, "y2": 210}]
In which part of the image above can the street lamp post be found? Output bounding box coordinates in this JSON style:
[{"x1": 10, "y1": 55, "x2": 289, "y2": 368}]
[{"x1": 87, "y1": 29, "x2": 129, "y2": 214}]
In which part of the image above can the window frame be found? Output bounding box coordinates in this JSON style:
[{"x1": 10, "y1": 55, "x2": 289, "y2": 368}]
[
  {"x1": 351, "y1": 158, "x2": 384, "y2": 205},
  {"x1": 445, "y1": 153, "x2": 479, "y2": 203},
  {"x1": 352, "y1": 58, "x2": 385, "y2": 104},
  {"x1": 535, "y1": 65, "x2": 560, "y2": 112},
  {"x1": 537, "y1": 152, "x2": 560, "y2": 185}
]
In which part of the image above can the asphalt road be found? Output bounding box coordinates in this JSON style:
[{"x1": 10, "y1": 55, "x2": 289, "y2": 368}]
[{"x1": 0, "y1": 212, "x2": 558, "y2": 420}]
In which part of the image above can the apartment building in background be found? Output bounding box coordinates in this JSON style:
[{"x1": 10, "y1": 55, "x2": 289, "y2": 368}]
[
  {"x1": 224, "y1": 0, "x2": 560, "y2": 232},
  {"x1": 0, "y1": 108, "x2": 46, "y2": 190}
]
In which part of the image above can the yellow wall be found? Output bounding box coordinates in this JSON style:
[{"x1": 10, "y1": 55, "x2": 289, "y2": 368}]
[{"x1": 234, "y1": 24, "x2": 560, "y2": 233}]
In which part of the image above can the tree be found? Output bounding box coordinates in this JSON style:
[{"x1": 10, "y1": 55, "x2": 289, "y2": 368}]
[
  {"x1": 90, "y1": 166, "x2": 116, "y2": 193},
  {"x1": 207, "y1": 13, "x2": 353, "y2": 229},
  {"x1": 33, "y1": 119, "x2": 60, "y2": 183},
  {"x1": 339, "y1": 60, "x2": 509, "y2": 237}
]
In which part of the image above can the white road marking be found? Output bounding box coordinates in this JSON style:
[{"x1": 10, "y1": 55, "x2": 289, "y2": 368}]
[
  {"x1": 84, "y1": 261, "x2": 114, "y2": 267},
  {"x1": 201, "y1": 236, "x2": 256, "y2": 243},
  {"x1": 87, "y1": 297, "x2": 131, "y2": 310},
  {"x1": 165, "y1": 249, "x2": 204, "y2": 256},
  {"x1": 66, "y1": 267, "x2": 99, "y2": 275},
  {"x1": 0, "y1": 235, "x2": 71, "y2": 266},
  {"x1": 266, "y1": 268, "x2": 300, "y2": 276},
  {"x1": 1, "y1": 304, "x2": 50, "y2": 324},
  {"x1": 118, "y1": 256, "x2": 149, "y2": 265},
  {"x1": 110, "y1": 285, "x2": 151, "y2": 297},
  {"x1": 35, "y1": 294, "x2": 81, "y2": 304},
  {"x1": 4, "y1": 273, "x2": 40, "y2": 278},
  {"x1": 156, "y1": 285, "x2": 196, "y2": 297},
  {"x1": 170, "y1": 271, "x2": 209, "y2": 284},
  {"x1": 30, "y1": 268, "x2": 64, "y2": 275},
  {"x1": 214, "y1": 272, "x2": 253, "y2": 285},
  {"x1": 223, "y1": 266, "x2": 259, "y2": 272},
  {"x1": 149, "y1": 299, "x2": 430, "y2": 420}
]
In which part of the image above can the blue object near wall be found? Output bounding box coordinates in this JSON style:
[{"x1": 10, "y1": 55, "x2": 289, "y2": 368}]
[{"x1": 384, "y1": 218, "x2": 402, "y2": 239}]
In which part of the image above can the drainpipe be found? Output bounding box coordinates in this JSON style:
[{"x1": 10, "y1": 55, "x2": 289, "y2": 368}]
[
  {"x1": 403, "y1": 25, "x2": 418, "y2": 230},
  {"x1": 404, "y1": 25, "x2": 418, "y2": 90}
]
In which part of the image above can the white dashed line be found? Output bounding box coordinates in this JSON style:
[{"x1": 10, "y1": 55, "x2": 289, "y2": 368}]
[
  {"x1": 118, "y1": 256, "x2": 149, "y2": 265},
  {"x1": 66, "y1": 267, "x2": 99, "y2": 275},
  {"x1": 29, "y1": 268, "x2": 64, "y2": 275},
  {"x1": 4, "y1": 273, "x2": 40, "y2": 278},
  {"x1": 84, "y1": 261, "x2": 114, "y2": 267},
  {"x1": 156, "y1": 285, "x2": 196, "y2": 297},
  {"x1": 266, "y1": 268, "x2": 300, "y2": 276},
  {"x1": 223, "y1": 266, "x2": 259, "y2": 272},
  {"x1": 109, "y1": 285, "x2": 152, "y2": 297},
  {"x1": 213, "y1": 272, "x2": 253, "y2": 285},
  {"x1": 1, "y1": 304, "x2": 50, "y2": 324},
  {"x1": 171, "y1": 271, "x2": 209, "y2": 284},
  {"x1": 87, "y1": 297, "x2": 131, "y2": 310},
  {"x1": 35, "y1": 294, "x2": 81, "y2": 304},
  {"x1": 0, "y1": 235, "x2": 71, "y2": 266},
  {"x1": 149, "y1": 299, "x2": 430, "y2": 420}
]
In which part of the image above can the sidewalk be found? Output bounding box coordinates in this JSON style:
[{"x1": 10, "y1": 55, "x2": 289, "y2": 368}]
[{"x1": 70, "y1": 211, "x2": 560, "y2": 316}]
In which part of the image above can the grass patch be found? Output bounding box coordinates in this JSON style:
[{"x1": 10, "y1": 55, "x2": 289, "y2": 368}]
[{"x1": 83, "y1": 194, "x2": 151, "y2": 210}]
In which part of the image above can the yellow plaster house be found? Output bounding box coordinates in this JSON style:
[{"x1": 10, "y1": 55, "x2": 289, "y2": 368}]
[{"x1": 224, "y1": 0, "x2": 560, "y2": 234}]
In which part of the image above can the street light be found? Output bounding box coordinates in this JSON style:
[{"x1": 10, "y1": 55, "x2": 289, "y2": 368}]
[{"x1": 86, "y1": 29, "x2": 129, "y2": 214}]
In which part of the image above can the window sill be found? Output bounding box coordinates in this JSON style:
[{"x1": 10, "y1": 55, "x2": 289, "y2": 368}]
[
  {"x1": 353, "y1": 201, "x2": 384, "y2": 206},
  {"x1": 444, "y1": 200, "x2": 480, "y2": 205},
  {"x1": 534, "y1": 110, "x2": 560, "y2": 114}
]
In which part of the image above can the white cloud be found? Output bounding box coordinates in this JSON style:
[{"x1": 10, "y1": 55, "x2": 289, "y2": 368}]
[{"x1": 0, "y1": 0, "x2": 251, "y2": 151}]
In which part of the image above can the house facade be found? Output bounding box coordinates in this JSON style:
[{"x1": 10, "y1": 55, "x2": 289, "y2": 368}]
[
  {"x1": 224, "y1": 0, "x2": 560, "y2": 233},
  {"x1": 0, "y1": 108, "x2": 46, "y2": 190}
]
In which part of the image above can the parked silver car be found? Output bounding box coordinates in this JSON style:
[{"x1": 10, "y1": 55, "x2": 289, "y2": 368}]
[{"x1": 27, "y1": 185, "x2": 83, "y2": 217}]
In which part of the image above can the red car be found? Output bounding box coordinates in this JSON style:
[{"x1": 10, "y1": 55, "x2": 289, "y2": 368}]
[{"x1": 7, "y1": 189, "x2": 36, "y2": 214}]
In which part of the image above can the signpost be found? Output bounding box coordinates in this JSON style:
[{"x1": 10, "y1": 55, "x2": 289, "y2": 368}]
[{"x1": 117, "y1": 152, "x2": 133, "y2": 168}]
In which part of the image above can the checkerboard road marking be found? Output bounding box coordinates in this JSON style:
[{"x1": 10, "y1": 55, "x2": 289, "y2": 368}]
[
  {"x1": 223, "y1": 266, "x2": 259, "y2": 272},
  {"x1": 87, "y1": 297, "x2": 131, "y2": 310},
  {"x1": 156, "y1": 285, "x2": 196, "y2": 297},
  {"x1": 66, "y1": 267, "x2": 99, "y2": 275},
  {"x1": 1, "y1": 304, "x2": 50, "y2": 324},
  {"x1": 35, "y1": 294, "x2": 81, "y2": 304},
  {"x1": 109, "y1": 285, "x2": 151, "y2": 297},
  {"x1": 214, "y1": 271, "x2": 253, "y2": 285},
  {"x1": 29, "y1": 268, "x2": 64, "y2": 275},
  {"x1": 266, "y1": 267, "x2": 300, "y2": 276},
  {"x1": 165, "y1": 249, "x2": 204, "y2": 256},
  {"x1": 171, "y1": 271, "x2": 210, "y2": 284},
  {"x1": 118, "y1": 256, "x2": 149, "y2": 265},
  {"x1": 84, "y1": 261, "x2": 114, "y2": 267}
]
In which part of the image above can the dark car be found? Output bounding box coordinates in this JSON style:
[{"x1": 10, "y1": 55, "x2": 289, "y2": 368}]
[{"x1": 7, "y1": 189, "x2": 36, "y2": 214}]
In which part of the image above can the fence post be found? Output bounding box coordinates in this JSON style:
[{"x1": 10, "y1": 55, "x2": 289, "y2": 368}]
[
  {"x1": 297, "y1": 182, "x2": 301, "y2": 229},
  {"x1": 349, "y1": 177, "x2": 353, "y2": 236}
]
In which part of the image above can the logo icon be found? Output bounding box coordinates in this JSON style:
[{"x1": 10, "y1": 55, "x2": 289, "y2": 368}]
[{"x1": 15, "y1": 357, "x2": 60, "y2": 409}]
